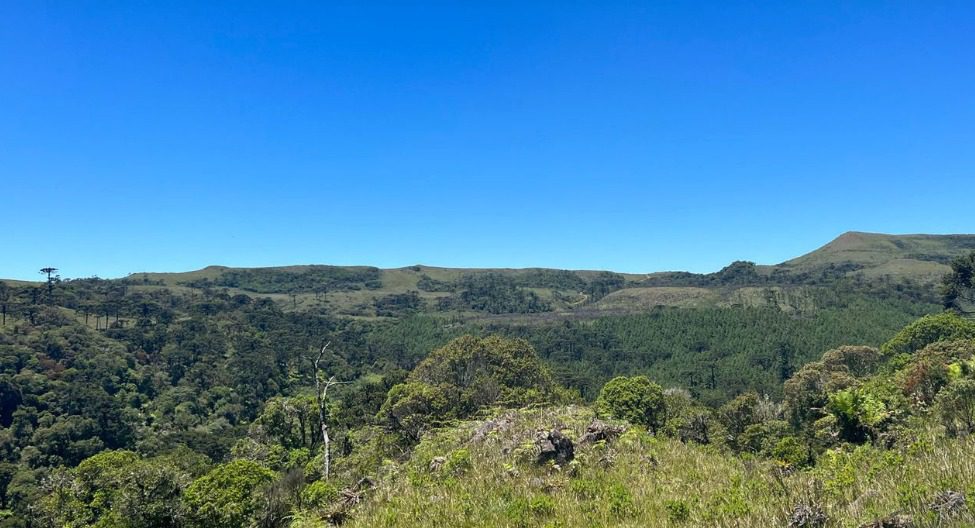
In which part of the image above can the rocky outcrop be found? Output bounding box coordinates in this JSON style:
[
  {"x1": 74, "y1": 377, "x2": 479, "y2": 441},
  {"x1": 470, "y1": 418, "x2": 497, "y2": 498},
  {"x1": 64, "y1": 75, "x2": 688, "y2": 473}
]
[
  {"x1": 929, "y1": 490, "x2": 966, "y2": 519},
  {"x1": 579, "y1": 419, "x2": 626, "y2": 445},
  {"x1": 471, "y1": 413, "x2": 516, "y2": 443},
  {"x1": 858, "y1": 513, "x2": 914, "y2": 528},
  {"x1": 428, "y1": 456, "x2": 446, "y2": 472},
  {"x1": 535, "y1": 428, "x2": 574, "y2": 465},
  {"x1": 787, "y1": 504, "x2": 827, "y2": 528}
]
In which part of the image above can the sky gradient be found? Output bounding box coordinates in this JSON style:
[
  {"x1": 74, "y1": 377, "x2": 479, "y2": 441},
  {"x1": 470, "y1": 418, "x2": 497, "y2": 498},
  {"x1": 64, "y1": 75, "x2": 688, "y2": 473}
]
[{"x1": 2, "y1": 2, "x2": 973, "y2": 281}]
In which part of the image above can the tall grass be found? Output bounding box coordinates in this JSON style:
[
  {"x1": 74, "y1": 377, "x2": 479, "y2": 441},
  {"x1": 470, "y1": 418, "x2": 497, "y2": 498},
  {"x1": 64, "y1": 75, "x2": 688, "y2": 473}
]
[{"x1": 338, "y1": 406, "x2": 975, "y2": 528}]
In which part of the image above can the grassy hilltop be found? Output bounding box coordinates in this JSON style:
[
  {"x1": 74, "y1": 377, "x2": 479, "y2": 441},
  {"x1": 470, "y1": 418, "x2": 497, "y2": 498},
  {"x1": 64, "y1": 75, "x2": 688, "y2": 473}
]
[
  {"x1": 117, "y1": 232, "x2": 974, "y2": 319},
  {"x1": 780, "y1": 232, "x2": 975, "y2": 280}
]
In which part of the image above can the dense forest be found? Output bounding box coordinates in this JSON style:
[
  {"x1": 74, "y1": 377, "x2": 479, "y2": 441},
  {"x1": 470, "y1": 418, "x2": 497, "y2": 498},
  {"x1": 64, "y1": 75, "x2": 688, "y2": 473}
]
[{"x1": 0, "y1": 245, "x2": 973, "y2": 527}]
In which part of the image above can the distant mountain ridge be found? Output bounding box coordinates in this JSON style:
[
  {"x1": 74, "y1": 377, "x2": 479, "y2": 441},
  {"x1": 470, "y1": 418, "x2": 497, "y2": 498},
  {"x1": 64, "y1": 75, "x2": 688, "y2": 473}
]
[
  {"x1": 129, "y1": 231, "x2": 975, "y2": 287},
  {"x1": 3, "y1": 232, "x2": 970, "y2": 319}
]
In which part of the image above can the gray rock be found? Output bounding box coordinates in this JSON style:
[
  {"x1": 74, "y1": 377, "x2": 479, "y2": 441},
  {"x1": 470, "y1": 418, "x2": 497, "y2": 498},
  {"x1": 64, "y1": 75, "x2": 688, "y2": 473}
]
[
  {"x1": 929, "y1": 490, "x2": 966, "y2": 519},
  {"x1": 429, "y1": 456, "x2": 446, "y2": 472},
  {"x1": 858, "y1": 513, "x2": 914, "y2": 528},
  {"x1": 579, "y1": 419, "x2": 626, "y2": 445},
  {"x1": 787, "y1": 504, "x2": 827, "y2": 528},
  {"x1": 535, "y1": 428, "x2": 574, "y2": 465}
]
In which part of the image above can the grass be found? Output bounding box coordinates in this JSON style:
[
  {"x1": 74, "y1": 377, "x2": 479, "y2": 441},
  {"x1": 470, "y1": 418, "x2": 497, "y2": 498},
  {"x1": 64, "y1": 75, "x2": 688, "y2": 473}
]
[
  {"x1": 307, "y1": 233, "x2": 966, "y2": 310},
  {"x1": 783, "y1": 232, "x2": 975, "y2": 279},
  {"x1": 21, "y1": 231, "x2": 963, "y2": 320},
  {"x1": 336, "y1": 406, "x2": 975, "y2": 528},
  {"x1": 594, "y1": 287, "x2": 720, "y2": 310},
  {"x1": 862, "y1": 259, "x2": 952, "y2": 282}
]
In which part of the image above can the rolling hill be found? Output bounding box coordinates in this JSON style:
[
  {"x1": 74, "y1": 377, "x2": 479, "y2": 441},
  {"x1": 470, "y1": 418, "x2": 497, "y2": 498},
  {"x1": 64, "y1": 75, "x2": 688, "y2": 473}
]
[
  {"x1": 2, "y1": 232, "x2": 968, "y2": 320},
  {"x1": 105, "y1": 232, "x2": 971, "y2": 319},
  {"x1": 2, "y1": 232, "x2": 973, "y2": 527},
  {"x1": 778, "y1": 231, "x2": 975, "y2": 281}
]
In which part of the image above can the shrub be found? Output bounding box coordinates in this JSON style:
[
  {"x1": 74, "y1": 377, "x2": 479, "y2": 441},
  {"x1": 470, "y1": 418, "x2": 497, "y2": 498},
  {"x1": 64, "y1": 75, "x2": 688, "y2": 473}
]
[
  {"x1": 608, "y1": 483, "x2": 636, "y2": 518},
  {"x1": 410, "y1": 335, "x2": 556, "y2": 408},
  {"x1": 771, "y1": 436, "x2": 809, "y2": 468},
  {"x1": 739, "y1": 420, "x2": 791, "y2": 455},
  {"x1": 665, "y1": 499, "x2": 691, "y2": 522},
  {"x1": 935, "y1": 379, "x2": 975, "y2": 437},
  {"x1": 826, "y1": 387, "x2": 890, "y2": 443},
  {"x1": 821, "y1": 345, "x2": 882, "y2": 377},
  {"x1": 37, "y1": 451, "x2": 192, "y2": 528},
  {"x1": 183, "y1": 460, "x2": 276, "y2": 528},
  {"x1": 377, "y1": 382, "x2": 453, "y2": 443},
  {"x1": 444, "y1": 448, "x2": 472, "y2": 475},
  {"x1": 882, "y1": 313, "x2": 975, "y2": 355},
  {"x1": 505, "y1": 494, "x2": 556, "y2": 525},
  {"x1": 784, "y1": 362, "x2": 856, "y2": 426},
  {"x1": 301, "y1": 480, "x2": 339, "y2": 509},
  {"x1": 380, "y1": 335, "x2": 559, "y2": 444},
  {"x1": 570, "y1": 478, "x2": 601, "y2": 500},
  {"x1": 596, "y1": 376, "x2": 666, "y2": 432},
  {"x1": 676, "y1": 410, "x2": 718, "y2": 445},
  {"x1": 901, "y1": 356, "x2": 950, "y2": 406},
  {"x1": 719, "y1": 392, "x2": 761, "y2": 450}
]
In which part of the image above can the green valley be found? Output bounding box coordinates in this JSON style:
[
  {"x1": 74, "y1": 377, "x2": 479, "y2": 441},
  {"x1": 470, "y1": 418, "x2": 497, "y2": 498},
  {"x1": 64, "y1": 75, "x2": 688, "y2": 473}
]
[{"x1": 0, "y1": 233, "x2": 974, "y2": 527}]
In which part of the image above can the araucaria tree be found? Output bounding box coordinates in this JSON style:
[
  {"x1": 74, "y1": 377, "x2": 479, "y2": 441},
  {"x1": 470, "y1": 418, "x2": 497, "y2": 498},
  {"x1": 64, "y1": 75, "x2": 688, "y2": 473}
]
[
  {"x1": 39, "y1": 267, "x2": 59, "y2": 296},
  {"x1": 0, "y1": 282, "x2": 9, "y2": 326}
]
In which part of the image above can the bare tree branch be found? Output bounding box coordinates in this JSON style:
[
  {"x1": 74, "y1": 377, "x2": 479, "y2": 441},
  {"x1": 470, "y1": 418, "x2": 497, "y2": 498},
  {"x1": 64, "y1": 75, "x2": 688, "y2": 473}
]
[{"x1": 308, "y1": 341, "x2": 350, "y2": 480}]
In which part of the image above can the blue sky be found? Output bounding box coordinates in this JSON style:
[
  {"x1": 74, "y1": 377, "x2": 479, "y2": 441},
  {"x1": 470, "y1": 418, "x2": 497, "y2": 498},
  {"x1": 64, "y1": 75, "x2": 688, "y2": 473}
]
[{"x1": 2, "y1": 2, "x2": 973, "y2": 280}]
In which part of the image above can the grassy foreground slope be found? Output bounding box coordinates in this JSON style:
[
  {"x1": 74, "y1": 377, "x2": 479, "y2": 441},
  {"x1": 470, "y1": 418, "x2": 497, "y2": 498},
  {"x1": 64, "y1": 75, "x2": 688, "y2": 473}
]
[
  {"x1": 337, "y1": 311, "x2": 975, "y2": 528},
  {"x1": 345, "y1": 406, "x2": 975, "y2": 528}
]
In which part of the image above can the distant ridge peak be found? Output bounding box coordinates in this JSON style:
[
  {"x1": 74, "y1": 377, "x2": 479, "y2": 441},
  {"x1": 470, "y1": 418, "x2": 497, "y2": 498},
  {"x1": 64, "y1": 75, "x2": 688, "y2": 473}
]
[{"x1": 781, "y1": 231, "x2": 975, "y2": 282}]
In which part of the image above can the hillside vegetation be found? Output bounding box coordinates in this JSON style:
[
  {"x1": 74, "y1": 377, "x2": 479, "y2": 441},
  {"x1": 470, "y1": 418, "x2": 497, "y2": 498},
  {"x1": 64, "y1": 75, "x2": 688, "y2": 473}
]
[
  {"x1": 347, "y1": 406, "x2": 975, "y2": 528},
  {"x1": 0, "y1": 236, "x2": 973, "y2": 527},
  {"x1": 118, "y1": 232, "x2": 970, "y2": 319},
  {"x1": 782, "y1": 232, "x2": 975, "y2": 276}
]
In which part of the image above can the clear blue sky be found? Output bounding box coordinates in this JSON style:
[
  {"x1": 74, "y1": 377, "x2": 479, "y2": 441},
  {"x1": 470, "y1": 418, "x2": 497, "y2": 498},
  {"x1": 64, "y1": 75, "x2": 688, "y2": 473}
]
[{"x1": 2, "y1": 2, "x2": 973, "y2": 280}]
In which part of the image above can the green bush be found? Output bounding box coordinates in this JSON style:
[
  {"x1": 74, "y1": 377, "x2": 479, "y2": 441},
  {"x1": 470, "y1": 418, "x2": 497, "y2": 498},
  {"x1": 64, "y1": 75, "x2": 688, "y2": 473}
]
[
  {"x1": 445, "y1": 448, "x2": 472, "y2": 475},
  {"x1": 900, "y1": 355, "x2": 950, "y2": 406},
  {"x1": 608, "y1": 483, "x2": 636, "y2": 518},
  {"x1": 784, "y1": 362, "x2": 856, "y2": 426},
  {"x1": 821, "y1": 345, "x2": 882, "y2": 377},
  {"x1": 409, "y1": 335, "x2": 557, "y2": 412},
  {"x1": 301, "y1": 480, "x2": 339, "y2": 509},
  {"x1": 935, "y1": 379, "x2": 975, "y2": 437},
  {"x1": 826, "y1": 387, "x2": 890, "y2": 443},
  {"x1": 882, "y1": 312, "x2": 975, "y2": 355},
  {"x1": 37, "y1": 450, "x2": 192, "y2": 528},
  {"x1": 718, "y1": 392, "x2": 761, "y2": 450},
  {"x1": 183, "y1": 460, "x2": 275, "y2": 528},
  {"x1": 665, "y1": 499, "x2": 691, "y2": 522},
  {"x1": 505, "y1": 494, "x2": 556, "y2": 525},
  {"x1": 771, "y1": 436, "x2": 809, "y2": 468},
  {"x1": 377, "y1": 382, "x2": 453, "y2": 443},
  {"x1": 739, "y1": 420, "x2": 791, "y2": 455},
  {"x1": 380, "y1": 335, "x2": 558, "y2": 444},
  {"x1": 596, "y1": 376, "x2": 666, "y2": 432},
  {"x1": 570, "y1": 478, "x2": 601, "y2": 500}
]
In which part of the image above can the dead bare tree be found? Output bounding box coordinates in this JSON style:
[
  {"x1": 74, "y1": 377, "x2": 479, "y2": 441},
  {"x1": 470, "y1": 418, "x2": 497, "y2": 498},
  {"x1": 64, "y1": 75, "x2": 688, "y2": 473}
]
[{"x1": 309, "y1": 342, "x2": 348, "y2": 480}]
